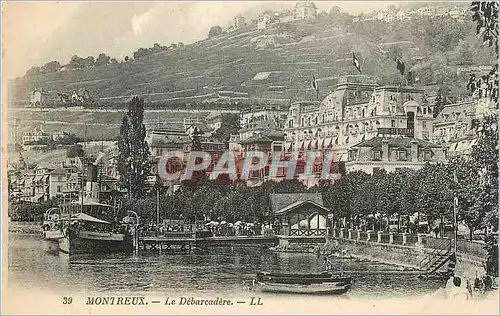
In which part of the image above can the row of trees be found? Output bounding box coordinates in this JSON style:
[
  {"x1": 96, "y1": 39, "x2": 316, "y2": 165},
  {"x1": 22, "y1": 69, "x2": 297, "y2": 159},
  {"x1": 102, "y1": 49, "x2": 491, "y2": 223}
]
[
  {"x1": 116, "y1": 101, "x2": 496, "y2": 242},
  {"x1": 26, "y1": 40, "x2": 184, "y2": 77},
  {"x1": 26, "y1": 53, "x2": 120, "y2": 76},
  {"x1": 132, "y1": 42, "x2": 184, "y2": 60}
]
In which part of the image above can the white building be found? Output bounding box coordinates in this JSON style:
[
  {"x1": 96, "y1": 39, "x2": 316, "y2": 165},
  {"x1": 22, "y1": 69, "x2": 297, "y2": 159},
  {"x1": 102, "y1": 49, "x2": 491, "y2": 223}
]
[
  {"x1": 294, "y1": 1, "x2": 317, "y2": 20},
  {"x1": 283, "y1": 75, "x2": 434, "y2": 161}
]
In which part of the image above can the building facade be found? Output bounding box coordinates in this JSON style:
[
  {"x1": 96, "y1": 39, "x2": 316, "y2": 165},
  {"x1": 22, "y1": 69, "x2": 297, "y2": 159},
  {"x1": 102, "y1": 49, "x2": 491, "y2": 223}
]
[
  {"x1": 345, "y1": 136, "x2": 446, "y2": 174},
  {"x1": 284, "y1": 75, "x2": 434, "y2": 161},
  {"x1": 22, "y1": 127, "x2": 50, "y2": 146},
  {"x1": 294, "y1": 1, "x2": 317, "y2": 20},
  {"x1": 433, "y1": 96, "x2": 496, "y2": 158}
]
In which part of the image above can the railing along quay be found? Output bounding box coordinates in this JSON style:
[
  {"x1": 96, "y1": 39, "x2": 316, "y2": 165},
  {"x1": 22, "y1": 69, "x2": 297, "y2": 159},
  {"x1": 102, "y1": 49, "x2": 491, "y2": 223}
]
[{"x1": 331, "y1": 229, "x2": 488, "y2": 258}]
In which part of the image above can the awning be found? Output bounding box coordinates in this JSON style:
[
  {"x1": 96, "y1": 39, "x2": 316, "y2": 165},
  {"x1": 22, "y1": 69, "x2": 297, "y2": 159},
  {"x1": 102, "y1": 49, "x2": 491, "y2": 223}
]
[
  {"x1": 43, "y1": 175, "x2": 49, "y2": 181},
  {"x1": 287, "y1": 143, "x2": 293, "y2": 151},
  {"x1": 58, "y1": 212, "x2": 110, "y2": 224},
  {"x1": 299, "y1": 141, "x2": 304, "y2": 151},
  {"x1": 306, "y1": 140, "x2": 312, "y2": 150},
  {"x1": 75, "y1": 213, "x2": 111, "y2": 224},
  {"x1": 33, "y1": 175, "x2": 43, "y2": 182},
  {"x1": 313, "y1": 140, "x2": 318, "y2": 149},
  {"x1": 321, "y1": 139, "x2": 326, "y2": 149},
  {"x1": 328, "y1": 138, "x2": 333, "y2": 148}
]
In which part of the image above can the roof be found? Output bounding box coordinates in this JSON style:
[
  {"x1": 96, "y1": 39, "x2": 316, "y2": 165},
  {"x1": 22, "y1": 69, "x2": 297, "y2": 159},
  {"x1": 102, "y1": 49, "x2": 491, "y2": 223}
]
[
  {"x1": 270, "y1": 193, "x2": 323, "y2": 212},
  {"x1": 274, "y1": 200, "x2": 330, "y2": 216},
  {"x1": 148, "y1": 132, "x2": 191, "y2": 148},
  {"x1": 350, "y1": 136, "x2": 441, "y2": 149},
  {"x1": 50, "y1": 168, "x2": 67, "y2": 175},
  {"x1": 239, "y1": 132, "x2": 284, "y2": 144}
]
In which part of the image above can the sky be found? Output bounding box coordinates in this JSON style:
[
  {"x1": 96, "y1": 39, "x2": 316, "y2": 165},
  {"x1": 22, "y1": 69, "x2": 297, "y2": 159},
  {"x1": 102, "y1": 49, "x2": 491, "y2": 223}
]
[{"x1": 2, "y1": 1, "x2": 397, "y2": 79}]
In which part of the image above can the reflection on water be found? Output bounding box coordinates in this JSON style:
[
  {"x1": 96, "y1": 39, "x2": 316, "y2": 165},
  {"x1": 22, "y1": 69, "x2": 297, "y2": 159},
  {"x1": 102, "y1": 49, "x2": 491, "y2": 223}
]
[{"x1": 8, "y1": 234, "x2": 444, "y2": 298}]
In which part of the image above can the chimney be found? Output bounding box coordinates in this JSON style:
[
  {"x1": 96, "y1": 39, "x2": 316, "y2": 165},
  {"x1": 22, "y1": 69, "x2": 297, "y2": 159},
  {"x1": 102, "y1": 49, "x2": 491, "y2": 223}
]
[
  {"x1": 381, "y1": 139, "x2": 389, "y2": 161},
  {"x1": 85, "y1": 163, "x2": 99, "y2": 201},
  {"x1": 411, "y1": 140, "x2": 418, "y2": 162}
]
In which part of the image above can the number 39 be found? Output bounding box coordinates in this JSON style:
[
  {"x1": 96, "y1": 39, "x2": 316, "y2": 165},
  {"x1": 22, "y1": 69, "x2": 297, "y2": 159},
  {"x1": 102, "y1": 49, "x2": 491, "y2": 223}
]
[{"x1": 63, "y1": 297, "x2": 73, "y2": 305}]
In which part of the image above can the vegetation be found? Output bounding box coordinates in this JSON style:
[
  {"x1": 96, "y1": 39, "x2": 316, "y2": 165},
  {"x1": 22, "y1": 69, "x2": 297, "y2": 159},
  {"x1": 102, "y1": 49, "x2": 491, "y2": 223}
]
[
  {"x1": 14, "y1": 7, "x2": 497, "y2": 109},
  {"x1": 208, "y1": 25, "x2": 223, "y2": 37},
  {"x1": 213, "y1": 113, "x2": 241, "y2": 142},
  {"x1": 117, "y1": 97, "x2": 151, "y2": 199}
]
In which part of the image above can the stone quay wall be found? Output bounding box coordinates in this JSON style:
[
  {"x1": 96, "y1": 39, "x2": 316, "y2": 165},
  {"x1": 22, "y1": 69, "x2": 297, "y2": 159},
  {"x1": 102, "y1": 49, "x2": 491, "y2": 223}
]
[{"x1": 329, "y1": 229, "x2": 488, "y2": 276}]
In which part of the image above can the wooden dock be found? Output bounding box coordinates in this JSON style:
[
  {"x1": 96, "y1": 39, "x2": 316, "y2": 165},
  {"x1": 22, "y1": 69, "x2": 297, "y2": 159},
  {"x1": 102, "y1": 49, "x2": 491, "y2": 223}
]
[{"x1": 138, "y1": 234, "x2": 278, "y2": 252}]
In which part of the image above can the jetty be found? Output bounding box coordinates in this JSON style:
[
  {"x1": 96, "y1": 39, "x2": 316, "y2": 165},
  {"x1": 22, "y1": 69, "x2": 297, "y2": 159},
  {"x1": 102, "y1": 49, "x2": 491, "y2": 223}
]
[{"x1": 138, "y1": 233, "x2": 277, "y2": 252}]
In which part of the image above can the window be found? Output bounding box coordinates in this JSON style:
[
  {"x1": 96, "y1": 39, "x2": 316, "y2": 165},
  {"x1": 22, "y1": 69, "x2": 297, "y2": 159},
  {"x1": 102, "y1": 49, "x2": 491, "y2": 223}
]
[
  {"x1": 422, "y1": 131, "x2": 430, "y2": 140},
  {"x1": 373, "y1": 150, "x2": 382, "y2": 161},
  {"x1": 58, "y1": 176, "x2": 63, "y2": 182},
  {"x1": 57, "y1": 186, "x2": 61, "y2": 193},
  {"x1": 397, "y1": 150, "x2": 407, "y2": 161},
  {"x1": 348, "y1": 151, "x2": 356, "y2": 161},
  {"x1": 391, "y1": 120, "x2": 396, "y2": 128},
  {"x1": 423, "y1": 108, "x2": 427, "y2": 114},
  {"x1": 423, "y1": 121, "x2": 427, "y2": 128},
  {"x1": 423, "y1": 150, "x2": 432, "y2": 161}
]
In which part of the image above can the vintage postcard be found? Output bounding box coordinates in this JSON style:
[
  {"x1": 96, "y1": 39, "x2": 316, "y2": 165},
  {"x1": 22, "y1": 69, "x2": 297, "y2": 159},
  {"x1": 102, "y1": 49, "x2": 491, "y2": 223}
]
[{"x1": 1, "y1": 1, "x2": 499, "y2": 315}]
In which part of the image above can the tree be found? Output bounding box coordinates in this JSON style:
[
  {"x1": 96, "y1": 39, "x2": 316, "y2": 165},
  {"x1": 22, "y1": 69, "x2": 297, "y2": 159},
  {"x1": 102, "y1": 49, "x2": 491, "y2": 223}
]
[
  {"x1": 83, "y1": 56, "x2": 95, "y2": 68},
  {"x1": 117, "y1": 97, "x2": 151, "y2": 199},
  {"x1": 415, "y1": 163, "x2": 454, "y2": 233},
  {"x1": 124, "y1": 56, "x2": 130, "y2": 62},
  {"x1": 68, "y1": 55, "x2": 85, "y2": 69},
  {"x1": 433, "y1": 86, "x2": 453, "y2": 118},
  {"x1": 471, "y1": 1, "x2": 499, "y2": 56},
  {"x1": 181, "y1": 127, "x2": 208, "y2": 188},
  {"x1": 450, "y1": 40, "x2": 474, "y2": 65},
  {"x1": 95, "y1": 53, "x2": 111, "y2": 66},
  {"x1": 178, "y1": 42, "x2": 184, "y2": 48},
  {"x1": 43, "y1": 61, "x2": 61, "y2": 73},
  {"x1": 213, "y1": 113, "x2": 241, "y2": 142},
  {"x1": 56, "y1": 133, "x2": 83, "y2": 145},
  {"x1": 110, "y1": 58, "x2": 118, "y2": 64},
  {"x1": 208, "y1": 25, "x2": 223, "y2": 38}
]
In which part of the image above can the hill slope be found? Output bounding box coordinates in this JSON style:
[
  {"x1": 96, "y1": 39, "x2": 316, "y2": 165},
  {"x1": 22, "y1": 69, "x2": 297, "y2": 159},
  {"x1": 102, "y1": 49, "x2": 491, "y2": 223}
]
[{"x1": 9, "y1": 14, "x2": 496, "y2": 108}]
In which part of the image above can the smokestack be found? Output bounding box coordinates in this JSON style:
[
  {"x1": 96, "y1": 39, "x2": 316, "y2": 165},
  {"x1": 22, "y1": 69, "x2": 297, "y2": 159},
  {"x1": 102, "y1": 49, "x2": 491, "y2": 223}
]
[{"x1": 85, "y1": 163, "x2": 99, "y2": 201}]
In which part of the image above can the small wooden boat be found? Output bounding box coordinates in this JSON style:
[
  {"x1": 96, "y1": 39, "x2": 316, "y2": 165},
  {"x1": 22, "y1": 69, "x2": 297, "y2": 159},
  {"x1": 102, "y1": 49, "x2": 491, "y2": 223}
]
[
  {"x1": 256, "y1": 271, "x2": 352, "y2": 285},
  {"x1": 255, "y1": 281, "x2": 351, "y2": 295}
]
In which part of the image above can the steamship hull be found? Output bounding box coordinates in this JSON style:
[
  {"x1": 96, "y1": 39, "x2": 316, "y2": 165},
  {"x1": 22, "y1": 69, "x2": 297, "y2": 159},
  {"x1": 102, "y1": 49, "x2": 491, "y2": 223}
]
[{"x1": 58, "y1": 229, "x2": 134, "y2": 255}]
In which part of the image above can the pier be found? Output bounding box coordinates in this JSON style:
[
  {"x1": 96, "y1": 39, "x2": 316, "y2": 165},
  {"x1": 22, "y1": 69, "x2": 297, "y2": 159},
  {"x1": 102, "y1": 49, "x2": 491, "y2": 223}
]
[{"x1": 138, "y1": 234, "x2": 278, "y2": 252}]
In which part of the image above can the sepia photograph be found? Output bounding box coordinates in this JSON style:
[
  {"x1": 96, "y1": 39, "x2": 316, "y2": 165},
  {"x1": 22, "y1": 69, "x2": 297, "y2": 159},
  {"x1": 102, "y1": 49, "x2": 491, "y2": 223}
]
[{"x1": 1, "y1": 1, "x2": 499, "y2": 315}]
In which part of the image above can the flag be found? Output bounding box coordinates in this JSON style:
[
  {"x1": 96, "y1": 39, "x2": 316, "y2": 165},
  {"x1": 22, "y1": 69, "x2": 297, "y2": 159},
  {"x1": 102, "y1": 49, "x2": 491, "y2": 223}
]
[
  {"x1": 352, "y1": 53, "x2": 361, "y2": 73},
  {"x1": 311, "y1": 74, "x2": 318, "y2": 91},
  {"x1": 396, "y1": 59, "x2": 405, "y2": 76}
]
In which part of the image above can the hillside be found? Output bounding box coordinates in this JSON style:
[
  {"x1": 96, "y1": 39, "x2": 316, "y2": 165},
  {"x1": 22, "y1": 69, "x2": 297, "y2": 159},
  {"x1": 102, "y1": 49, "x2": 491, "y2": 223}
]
[{"x1": 9, "y1": 13, "x2": 496, "y2": 109}]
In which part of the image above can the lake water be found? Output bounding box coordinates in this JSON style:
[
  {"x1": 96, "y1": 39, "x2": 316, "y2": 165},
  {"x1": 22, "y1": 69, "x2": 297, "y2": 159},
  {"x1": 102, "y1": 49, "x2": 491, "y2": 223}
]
[{"x1": 7, "y1": 234, "x2": 446, "y2": 299}]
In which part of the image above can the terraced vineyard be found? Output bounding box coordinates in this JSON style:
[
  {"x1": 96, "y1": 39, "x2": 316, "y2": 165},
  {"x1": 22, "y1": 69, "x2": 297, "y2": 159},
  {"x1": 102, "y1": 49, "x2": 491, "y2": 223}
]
[{"x1": 9, "y1": 15, "x2": 491, "y2": 108}]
